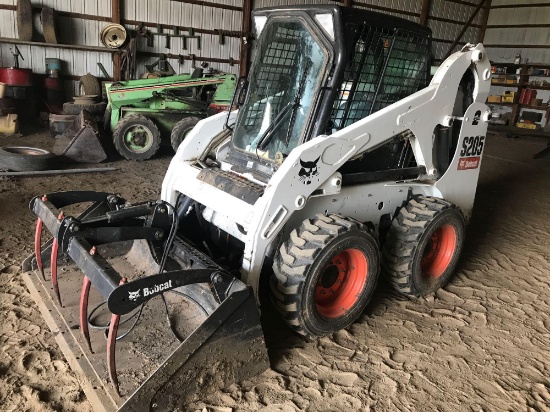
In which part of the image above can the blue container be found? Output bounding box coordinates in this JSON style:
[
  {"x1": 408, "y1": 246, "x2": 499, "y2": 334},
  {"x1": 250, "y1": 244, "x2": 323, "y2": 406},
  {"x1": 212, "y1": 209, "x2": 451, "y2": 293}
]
[{"x1": 45, "y1": 58, "x2": 62, "y2": 71}]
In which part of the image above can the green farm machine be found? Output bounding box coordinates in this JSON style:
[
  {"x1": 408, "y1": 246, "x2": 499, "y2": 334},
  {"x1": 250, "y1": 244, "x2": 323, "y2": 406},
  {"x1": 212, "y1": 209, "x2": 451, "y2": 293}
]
[{"x1": 104, "y1": 70, "x2": 236, "y2": 160}]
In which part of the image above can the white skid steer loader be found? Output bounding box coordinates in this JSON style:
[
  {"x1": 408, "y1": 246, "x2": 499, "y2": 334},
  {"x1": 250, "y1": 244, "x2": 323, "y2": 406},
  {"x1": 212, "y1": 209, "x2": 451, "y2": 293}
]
[{"x1": 23, "y1": 5, "x2": 491, "y2": 411}]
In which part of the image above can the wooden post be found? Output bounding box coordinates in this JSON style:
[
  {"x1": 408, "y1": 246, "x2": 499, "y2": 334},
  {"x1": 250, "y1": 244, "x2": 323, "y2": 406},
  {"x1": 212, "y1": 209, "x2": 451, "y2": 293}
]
[
  {"x1": 112, "y1": 0, "x2": 121, "y2": 24},
  {"x1": 112, "y1": 0, "x2": 122, "y2": 81},
  {"x1": 344, "y1": 0, "x2": 352, "y2": 7},
  {"x1": 239, "y1": 0, "x2": 252, "y2": 77},
  {"x1": 443, "y1": 0, "x2": 487, "y2": 60},
  {"x1": 477, "y1": 0, "x2": 492, "y2": 43},
  {"x1": 419, "y1": 0, "x2": 432, "y2": 26}
]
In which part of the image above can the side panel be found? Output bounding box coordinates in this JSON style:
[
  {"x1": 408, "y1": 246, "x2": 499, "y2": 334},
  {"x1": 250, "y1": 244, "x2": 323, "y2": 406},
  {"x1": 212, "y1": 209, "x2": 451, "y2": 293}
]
[{"x1": 434, "y1": 101, "x2": 489, "y2": 220}]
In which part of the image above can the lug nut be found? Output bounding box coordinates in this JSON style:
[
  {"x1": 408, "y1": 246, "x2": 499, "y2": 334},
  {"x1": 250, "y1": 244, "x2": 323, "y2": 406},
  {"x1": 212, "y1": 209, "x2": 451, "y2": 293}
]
[{"x1": 155, "y1": 231, "x2": 164, "y2": 239}]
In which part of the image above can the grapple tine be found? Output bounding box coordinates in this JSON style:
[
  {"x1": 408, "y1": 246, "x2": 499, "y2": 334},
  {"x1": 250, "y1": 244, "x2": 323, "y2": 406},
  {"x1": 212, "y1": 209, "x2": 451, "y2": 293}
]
[
  {"x1": 107, "y1": 278, "x2": 126, "y2": 397},
  {"x1": 34, "y1": 218, "x2": 45, "y2": 280},
  {"x1": 79, "y1": 276, "x2": 92, "y2": 353},
  {"x1": 50, "y1": 238, "x2": 61, "y2": 306}
]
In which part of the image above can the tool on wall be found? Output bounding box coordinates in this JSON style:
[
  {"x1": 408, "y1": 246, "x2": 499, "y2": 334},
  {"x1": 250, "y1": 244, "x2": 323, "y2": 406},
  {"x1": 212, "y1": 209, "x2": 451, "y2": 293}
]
[
  {"x1": 214, "y1": 29, "x2": 254, "y2": 46},
  {"x1": 137, "y1": 23, "x2": 201, "y2": 50},
  {"x1": 100, "y1": 23, "x2": 127, "y2": 49},
  {"x1": 41, "y1": 6, "x2": 58, "y2": 44},
  {"x1": 10, "y1": 45, "x2": 23, "y2": 69}
]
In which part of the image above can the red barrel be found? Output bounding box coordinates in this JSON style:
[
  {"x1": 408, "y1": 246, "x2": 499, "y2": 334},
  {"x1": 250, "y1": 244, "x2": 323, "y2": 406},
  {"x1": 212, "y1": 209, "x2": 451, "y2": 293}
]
[
  {"x1": 43, "y1": 76, "x2": 64, "y2": 113},
  {"x1": 0, "y1": 68, "x2": 33, "y2": 86}
]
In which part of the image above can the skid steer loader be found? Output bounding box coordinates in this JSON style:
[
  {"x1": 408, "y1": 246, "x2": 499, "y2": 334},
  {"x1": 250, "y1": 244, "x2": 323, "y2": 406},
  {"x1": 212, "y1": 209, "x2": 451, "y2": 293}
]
[
  {"x1": 104, "y1": 69, "x2": 236, "y2": 160},
  {"x1": 23, "y1": 5, "x2": 492, "y2": 411}
]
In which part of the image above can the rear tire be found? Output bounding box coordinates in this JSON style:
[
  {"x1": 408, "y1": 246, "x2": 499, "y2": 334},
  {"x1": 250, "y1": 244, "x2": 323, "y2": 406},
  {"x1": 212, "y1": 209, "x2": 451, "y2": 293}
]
[
  {"x1": 170, "y1": 117, "x2": 201, "y2": 153},
  {"x1": 113, "y1": 115, "x2": 161, "y2": 161},
  {"x1": 382, "y1": 196, "x2": 465, "y2": 297},
  {"x1": 271, "y1": 214, "x2": 380, "y2": 339}
]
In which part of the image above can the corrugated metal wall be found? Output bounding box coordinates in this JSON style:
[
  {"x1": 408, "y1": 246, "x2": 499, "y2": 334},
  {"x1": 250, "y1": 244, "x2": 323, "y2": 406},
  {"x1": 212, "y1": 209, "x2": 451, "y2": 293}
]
[
  {"x1": 0, "y1": 0, "x2": 501, "y2": 98},
  {"x1": 124, "y1": 0, "x2": 243, "y2": 74},
  {"x1": 0, "y1": 0, "x2": 243, "y2": 97},
  {"x1": 484, "y1": 0, "x2": 550, "y2": 63}
]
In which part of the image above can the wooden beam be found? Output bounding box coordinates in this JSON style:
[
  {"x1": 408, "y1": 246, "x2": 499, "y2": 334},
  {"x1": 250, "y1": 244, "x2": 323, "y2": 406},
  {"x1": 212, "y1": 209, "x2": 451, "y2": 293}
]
[
  {"x1": 139, "y1": 51, "x2": 238, "y2": 66},
  {"x1": 443, "y1": 0, "x2": 487, "y2": 60},
  {"x1": 112, "y1": 0, "x2": 121, "y2": 24},
  {"x1": 487, "y1": 23, "x2": 550, "y2": 29},
  {"x1": 419, "y1": 0, "x2": 432, "y2": 26},
  {"x1": 169, "y1": 0, "x2": 243, "y2": 12},
  {"x1": 343, "y1": 0, "x2": 352, "y2": 7},
  {"x1": 483, "y1": 44, "x2": 550, "y2": 48},
  {"x1": 112, "y1": 0, "x2": 122, "y2": 81},
  {"x1": 430, "y1": 16, "x2": 481, "y2": 28},
  {"x1": 351, "y1": 1, "x2": 420, "y2": 17},
  {"x1": 491, "y1": 2, "x2": 550, "y2": 9},
  {"x1": 0, "y1": 37, "x2": 116, "y2": 53},
  {"x1": 477, "y1": 0, "x2": 491, "y2": 42},
  {"x1": 445, "y1": 0, "x2": 487, "y2": 8},
  {"x1": 0, "y1": 5, "x2": 243, "y2": 38},
  {"x1": 239, "y1": 0, "x2": 252, "y2": 77}
]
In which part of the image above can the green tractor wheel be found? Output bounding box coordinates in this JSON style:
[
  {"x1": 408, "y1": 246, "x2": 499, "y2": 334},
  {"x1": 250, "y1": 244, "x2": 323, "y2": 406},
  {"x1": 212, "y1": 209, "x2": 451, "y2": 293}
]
[
  {"x1": 113, "y1": 115, "x2": 161, "y2": 161},
  {"x1": 170, "y1": 116, "x2": 201, "y2": 153}
]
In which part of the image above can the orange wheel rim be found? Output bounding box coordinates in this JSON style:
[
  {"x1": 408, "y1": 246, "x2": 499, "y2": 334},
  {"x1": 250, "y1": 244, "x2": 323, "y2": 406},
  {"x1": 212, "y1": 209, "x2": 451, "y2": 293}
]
[
  {"x1": 421, "y1": 224, "x2": 457, "y2": 278},
  {"x1": 315, "y1": 248, "x2": 368, "y2": 319}
]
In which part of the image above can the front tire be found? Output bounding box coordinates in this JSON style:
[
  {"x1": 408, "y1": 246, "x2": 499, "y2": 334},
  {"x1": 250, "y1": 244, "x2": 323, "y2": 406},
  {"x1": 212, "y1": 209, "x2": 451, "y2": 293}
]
[
  {"x1": 271, "y1": 214, "x2": 380, "y2": 339},
  {"x1": 113, "y1": 115, "x2": 161, "y2": 161},
  {"x1": 382, "y1": 196, "x2": 465, "y2": 297}
]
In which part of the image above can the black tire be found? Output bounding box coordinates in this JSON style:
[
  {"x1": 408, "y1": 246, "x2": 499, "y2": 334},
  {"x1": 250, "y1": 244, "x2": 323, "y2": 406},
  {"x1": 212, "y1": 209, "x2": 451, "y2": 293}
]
[
  {"x1": 63, "y1": 102, "x2": 106, "y2": 115},
  {"x1": 16, "y1": 0, "x2": 32, "y2": 41},
  {"x1": 79, "y1": 74, "x2": 101, "y2": 97},
  {"x1": 382, "y1": 196, "x2": 465, "y2": 297},
  {"x1": 170, "y1": 117, "x2": 201, "y2": 153},
  {"x1": 113, "y1": 115, "x2": 161, "y2": 161},
  {"x1": 103, "y1": 106, "x2": 112, "y2": 133},
  {"x1": 272, "y1": 214, "x2": 380, "y2": 339},
  {"x1": 0, "y1": 147, "x2": 56, "y2": 171},
  {"x1": 41, "y1": 7, "x2": 58, "y2": 44}
]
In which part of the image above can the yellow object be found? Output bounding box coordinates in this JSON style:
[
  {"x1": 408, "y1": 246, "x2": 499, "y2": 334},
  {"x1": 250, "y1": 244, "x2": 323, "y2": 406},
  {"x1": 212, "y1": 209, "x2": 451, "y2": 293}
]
[
  {"x1": 0, "y1": 114, "x2": 18, "y2": 134},
  {"x1": 502, "y1": 96, "x2": 514, "y2": 103},
  {"x1": 0, "y1": 82, "x2": 5, "y2": 99},
  {"x1": 502, "y1": 91, "x2": 516, "y2": 98},
  {"x1": 505, "y1": 79, "x2": 516, "y2": 84},
  {"x1": 516, "y1": 122, "x2": 538, "y2": 130},
  {"x1": 487, "y1": 95, "x2": 502, "y2": 103}
]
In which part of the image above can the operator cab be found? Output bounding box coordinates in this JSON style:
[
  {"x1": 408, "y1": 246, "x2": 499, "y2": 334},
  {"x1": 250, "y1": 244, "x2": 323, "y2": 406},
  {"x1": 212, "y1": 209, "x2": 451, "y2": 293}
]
[{"x1": 219, "y1": 5, "x2": 432, "y2": 180}]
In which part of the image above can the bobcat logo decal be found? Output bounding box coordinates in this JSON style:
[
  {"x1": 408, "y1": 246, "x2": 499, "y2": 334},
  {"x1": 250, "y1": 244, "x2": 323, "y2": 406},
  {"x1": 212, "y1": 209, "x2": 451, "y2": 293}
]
[
  {"x1": 128, "y1": 290, "x2": 141, "y2": 302},
  {"x1": 298, "y1": 156, "x2": 320, "y2": 185}
]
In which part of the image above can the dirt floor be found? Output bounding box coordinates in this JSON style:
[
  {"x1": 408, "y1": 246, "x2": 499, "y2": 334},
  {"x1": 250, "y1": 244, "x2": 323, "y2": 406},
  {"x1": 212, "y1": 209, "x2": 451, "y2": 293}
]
[{"x1": 1, "y1": 128, "x2": 550, "y2": 412}]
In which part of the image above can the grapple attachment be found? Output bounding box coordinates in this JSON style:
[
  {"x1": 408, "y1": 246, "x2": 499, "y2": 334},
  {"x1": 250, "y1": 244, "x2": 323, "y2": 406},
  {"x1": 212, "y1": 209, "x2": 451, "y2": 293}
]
[{"x1": 23, "y1": 191, "x2": 269, "y2": 411}]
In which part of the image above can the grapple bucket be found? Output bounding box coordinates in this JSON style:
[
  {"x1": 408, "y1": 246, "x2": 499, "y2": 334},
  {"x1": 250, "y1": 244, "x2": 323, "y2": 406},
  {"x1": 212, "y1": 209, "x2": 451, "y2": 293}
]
[
  {"x1": 53, "y1": 110, "x2": 108, "y2": 163},
  {"x1": 22, "y1": 191, "x2": 269, "y2": 411}
]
